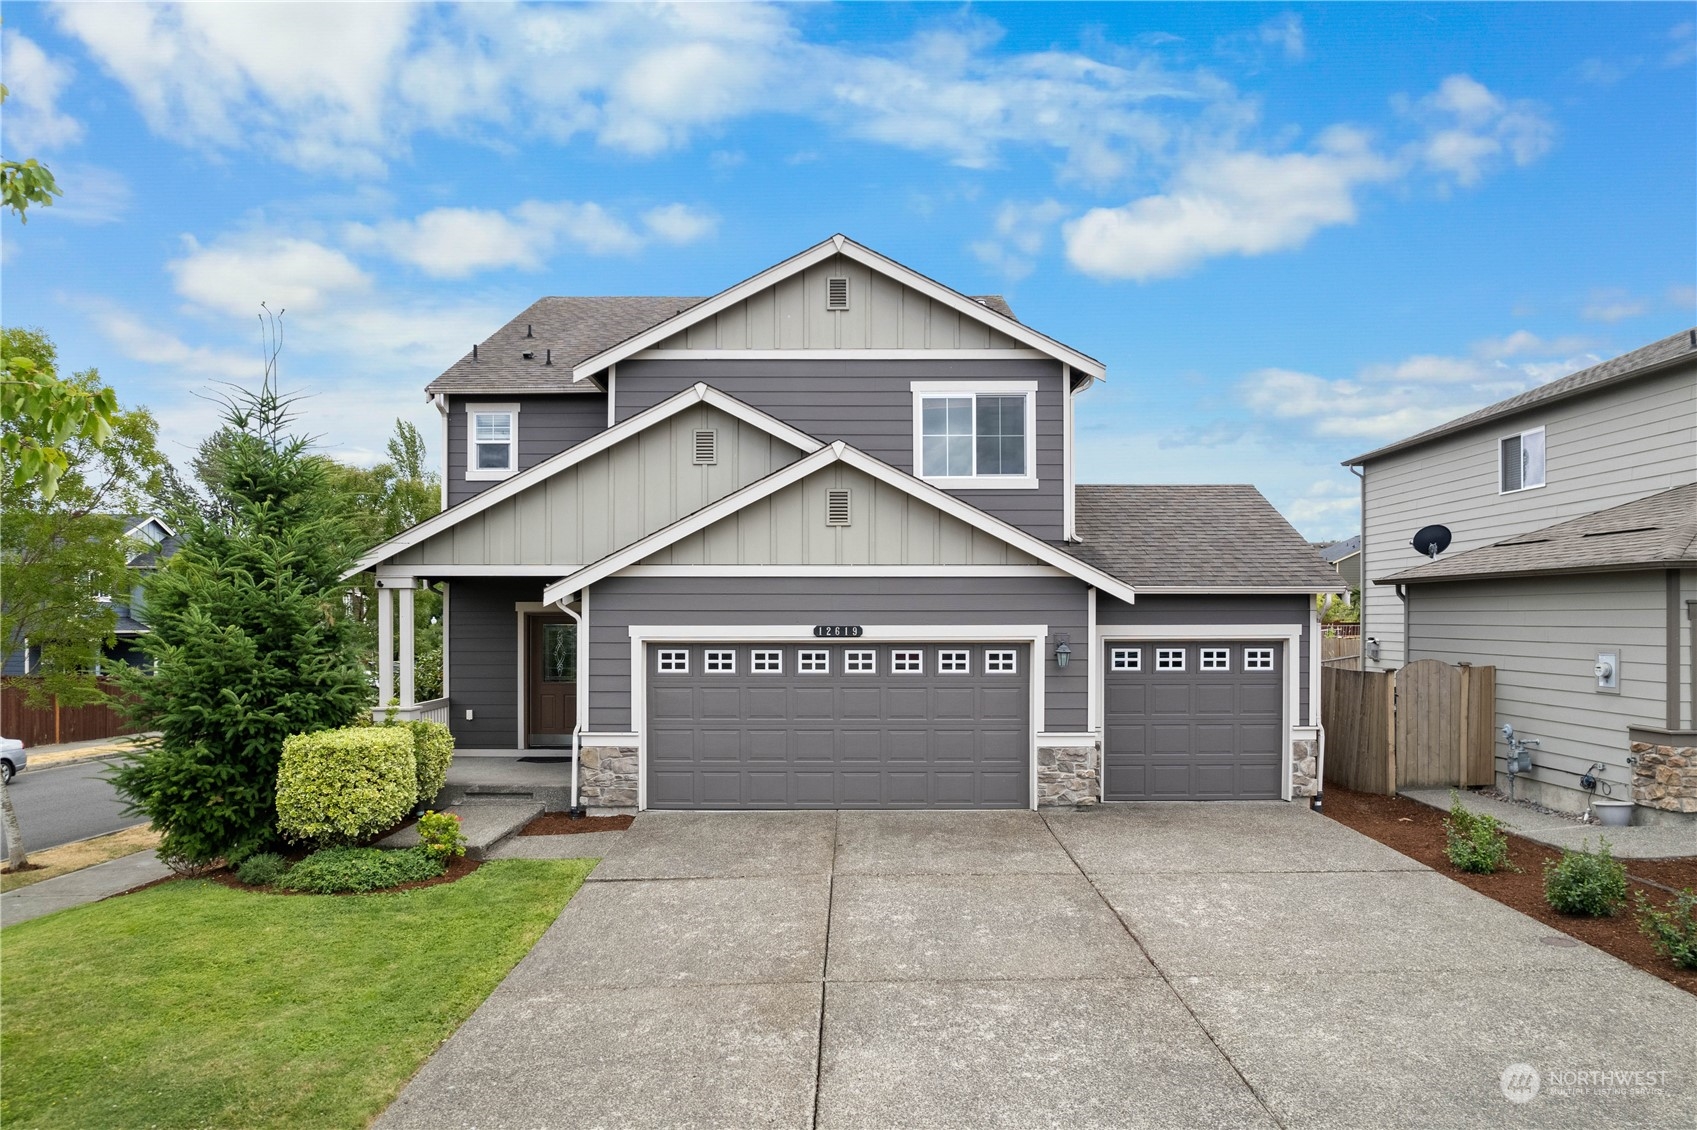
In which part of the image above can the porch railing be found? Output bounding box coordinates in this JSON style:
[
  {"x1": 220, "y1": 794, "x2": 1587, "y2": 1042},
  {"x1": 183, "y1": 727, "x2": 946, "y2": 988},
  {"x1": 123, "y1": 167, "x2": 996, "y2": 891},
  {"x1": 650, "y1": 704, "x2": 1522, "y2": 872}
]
[{"x1": 371, "y1": 697, "x2": 451, "y2": 726}]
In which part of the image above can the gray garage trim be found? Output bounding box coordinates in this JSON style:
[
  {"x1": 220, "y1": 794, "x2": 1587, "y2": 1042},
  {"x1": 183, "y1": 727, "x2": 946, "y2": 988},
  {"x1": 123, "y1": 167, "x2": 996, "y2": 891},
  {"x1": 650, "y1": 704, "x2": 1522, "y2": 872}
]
[
  {"x1": 646, "y1": 642, "x2": 1030, "y2": 809},
  {"x1": 1102, "y1": 641, "x2": 1284, "y2": 800}
]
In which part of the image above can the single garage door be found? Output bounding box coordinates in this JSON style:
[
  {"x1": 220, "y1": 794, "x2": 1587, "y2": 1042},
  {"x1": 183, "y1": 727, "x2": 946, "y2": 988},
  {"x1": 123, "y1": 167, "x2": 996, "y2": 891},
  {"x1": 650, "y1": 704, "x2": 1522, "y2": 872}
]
[
  {"x1": 646, "y1": 642, "x2": 1029, "y2": 809},
  {"x1": 1103, "y1": 641, "x2": 1283, "y2": 800}
]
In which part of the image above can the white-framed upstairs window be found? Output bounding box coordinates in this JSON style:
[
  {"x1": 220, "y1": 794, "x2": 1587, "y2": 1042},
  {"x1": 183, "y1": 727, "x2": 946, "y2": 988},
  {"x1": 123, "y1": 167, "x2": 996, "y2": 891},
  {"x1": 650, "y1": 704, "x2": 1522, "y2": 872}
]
[
  {"x1": 910, "y1": 381, "x2": 1039, "y2": 490},
  {"x1": 1499, "y1": 425, "x2": 1545, "y2": 494},
  {"x1": 466, "y1": 402, "x2": 520, "y2": 481}
]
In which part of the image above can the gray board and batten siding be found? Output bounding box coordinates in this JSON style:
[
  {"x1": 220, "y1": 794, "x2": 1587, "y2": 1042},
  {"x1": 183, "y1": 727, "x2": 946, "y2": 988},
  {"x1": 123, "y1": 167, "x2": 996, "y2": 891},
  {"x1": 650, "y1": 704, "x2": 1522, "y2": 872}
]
[
  {"x1": 1097, "y1": 593, "x2": 1313, "y2": 722},
  {"x1": 614, "y1": 358, "x2": 1067, "y2": 540},
  {"x1": 402, "y1": 402, "x2": 806, "y2": 570},
  {"x1": 587, "y1": 575, "x2": 1090, "y2": 734},
  {"x1": 445, "y1": 393, "x2": 608, "y2": 507},
  {"x1": 442, "y1": 577, "x2": 550, "y2": 749}
]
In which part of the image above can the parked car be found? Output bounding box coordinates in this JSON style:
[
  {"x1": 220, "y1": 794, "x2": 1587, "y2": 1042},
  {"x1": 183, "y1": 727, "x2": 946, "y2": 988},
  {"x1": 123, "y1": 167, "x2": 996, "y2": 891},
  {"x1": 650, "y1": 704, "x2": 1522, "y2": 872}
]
[{"x1": 1, "y1": 737, "x2": 25, "y2": 784}]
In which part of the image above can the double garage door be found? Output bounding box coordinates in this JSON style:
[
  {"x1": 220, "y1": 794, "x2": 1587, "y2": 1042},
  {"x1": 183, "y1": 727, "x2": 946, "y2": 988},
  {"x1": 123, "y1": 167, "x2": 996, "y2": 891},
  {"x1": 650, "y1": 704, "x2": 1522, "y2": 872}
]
[
  {"x1": 1103, "y1": 641, "x2": 1284, "y2": 800},
  {"x1": 647, "y1": 642, "x2": 1029, "y2": 809}
]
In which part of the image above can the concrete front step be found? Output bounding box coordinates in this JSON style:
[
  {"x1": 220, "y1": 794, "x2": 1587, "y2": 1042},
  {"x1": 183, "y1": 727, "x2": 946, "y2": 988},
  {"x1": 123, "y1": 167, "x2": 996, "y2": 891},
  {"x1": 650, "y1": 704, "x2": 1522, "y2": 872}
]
[{"x1": 376, "y1": 802, "x2": 543, "y2": 861}]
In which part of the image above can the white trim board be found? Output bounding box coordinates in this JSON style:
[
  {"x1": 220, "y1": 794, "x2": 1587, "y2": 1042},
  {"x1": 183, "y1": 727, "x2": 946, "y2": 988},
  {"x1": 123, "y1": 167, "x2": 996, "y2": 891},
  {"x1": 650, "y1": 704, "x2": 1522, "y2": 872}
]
[
  {"x1": 541, "y1": 439, "x2": 1140, "y2": 607},
  {"x1": 348, "y1": 382, "x2": 824, "y2": 577},
  {"x1": 627, "y1": 623, "x2": 1049, "y2": 810},
  {"x1": 570, "y1": 234, "x2": 1106, "y2": 383},
  {"x1": 617, "y1": 565, "x2": 1072, "y2": 578},
  {"x1": 632, "y1": 349, "x2": 1054, "y2": 362},
  {"x1": 1090, "y1": 623, "x2": 1306, "y2": 803}
]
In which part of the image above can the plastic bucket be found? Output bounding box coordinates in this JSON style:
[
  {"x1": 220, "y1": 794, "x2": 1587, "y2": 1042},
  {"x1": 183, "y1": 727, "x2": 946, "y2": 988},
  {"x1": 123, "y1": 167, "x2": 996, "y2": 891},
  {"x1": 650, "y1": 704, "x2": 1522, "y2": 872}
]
[{"x1": 1591, "y1": 800, "x2": 1633, "y2": 827}]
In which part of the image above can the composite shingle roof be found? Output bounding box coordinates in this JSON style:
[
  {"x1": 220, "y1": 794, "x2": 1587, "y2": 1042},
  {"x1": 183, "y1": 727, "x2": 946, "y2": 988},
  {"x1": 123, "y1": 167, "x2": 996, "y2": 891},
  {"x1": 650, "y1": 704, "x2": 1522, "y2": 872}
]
[
  {"x1": 1344, "y1": 328, "x2": 1697, "y2": 466},
  {"x1": 424, "y1": 294, "x2": 1019, "y2": 395},
  {"x1": 1381, "y1": 483, "x2": 1697, "y2": 585},
  {"x1": 1063, "y1": 484, "x2": 1345, "y2": 591},
  {"x1": 1319, "y1": 534, "x2": 1361, "y2": 564}
]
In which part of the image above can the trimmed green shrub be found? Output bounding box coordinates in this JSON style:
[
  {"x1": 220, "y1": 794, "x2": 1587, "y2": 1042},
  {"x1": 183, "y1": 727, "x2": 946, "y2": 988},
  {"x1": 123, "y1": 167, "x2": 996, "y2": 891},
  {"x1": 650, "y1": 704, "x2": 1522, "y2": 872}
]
[
  {"x1": 235, "y1": 852, "x2": 291, "y2": 887},
  {"x1": 1543, "y1": 839, "x2": 1628, "y2": 917},
  {"x1": 1635, "y1": 888, "x2": 1697, "y2": 969},
  {"x1": 1443, "y1": 794, "x2": 1517, "y2": 874},
  {"x1": 276, "y1": 727, "x2": 416, "y2": 847},
  {"x1": 406, "y1": 721, "x2": 454, "y2": 806},
  {"x1": 416, "y1": 810, "x2": 467, "y2": 861},
  {"x1": 277, "y1": 846, "x2": 444, "y2": 894}
]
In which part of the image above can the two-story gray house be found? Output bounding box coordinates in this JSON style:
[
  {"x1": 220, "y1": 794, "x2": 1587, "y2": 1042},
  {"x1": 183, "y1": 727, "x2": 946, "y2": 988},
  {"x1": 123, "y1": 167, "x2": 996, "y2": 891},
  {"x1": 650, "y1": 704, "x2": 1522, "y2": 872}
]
[
  {"x1": 1347, "y1": 329, "x2": 1697, "y2": 823},
  {"x1": 355, "y1": 235, "x2": 1341, "y2": 811}
]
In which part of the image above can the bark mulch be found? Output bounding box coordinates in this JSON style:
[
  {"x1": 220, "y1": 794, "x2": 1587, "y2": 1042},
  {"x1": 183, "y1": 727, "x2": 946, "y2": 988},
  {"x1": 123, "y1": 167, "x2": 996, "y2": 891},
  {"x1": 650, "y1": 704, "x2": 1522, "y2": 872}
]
[
  {"x1": 1322, "y1": 787, "x2": 1697, "y2": 996},
  {"x1": 520, "y1": 812, "x2": 635, "y2": 836}
]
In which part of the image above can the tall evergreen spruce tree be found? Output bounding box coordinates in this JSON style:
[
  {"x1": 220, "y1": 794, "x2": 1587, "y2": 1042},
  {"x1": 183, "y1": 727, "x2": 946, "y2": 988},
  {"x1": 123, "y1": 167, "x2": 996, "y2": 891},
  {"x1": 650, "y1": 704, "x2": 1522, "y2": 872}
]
[{"x1": 111, "y1": 339, "x2": 372, "y2": 866}]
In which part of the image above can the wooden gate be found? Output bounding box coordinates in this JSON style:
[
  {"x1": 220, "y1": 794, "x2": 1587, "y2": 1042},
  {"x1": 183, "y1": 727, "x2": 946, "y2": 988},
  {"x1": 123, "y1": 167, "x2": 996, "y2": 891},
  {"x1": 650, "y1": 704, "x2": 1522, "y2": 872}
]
[{"x1": 1321, "y1": 661, "x2": 1495, "y2": 795}]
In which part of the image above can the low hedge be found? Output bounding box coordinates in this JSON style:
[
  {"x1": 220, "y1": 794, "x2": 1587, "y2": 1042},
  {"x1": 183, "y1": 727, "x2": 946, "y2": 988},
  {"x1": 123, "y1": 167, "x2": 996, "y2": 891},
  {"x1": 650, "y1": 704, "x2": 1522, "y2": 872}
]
[
  {"x1": 406, "y1": 721, "x2": 454, "y2": 806},
  {"x1": 276, "y1": 727, "x2": 417, "y2": 846},
  {"x1": 278, "y1": 846, "x2": 445, "y2": 894}
]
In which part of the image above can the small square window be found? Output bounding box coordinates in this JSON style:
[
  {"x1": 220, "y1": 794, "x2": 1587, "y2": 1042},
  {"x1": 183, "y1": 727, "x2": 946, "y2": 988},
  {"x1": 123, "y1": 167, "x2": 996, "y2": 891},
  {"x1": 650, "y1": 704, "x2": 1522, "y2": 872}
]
[
  {"x1": 657, "y1": 649, "x2": 689, "y2": 673},
  {"x1": 752, "y1": 650, "x2": 782, "y2": 673},
  {"x1": 938, "y1": 650, "x2": 970, "y2": 673},
  {"x1": 1200, "y1": 648, "x2": 1230, "y2": 671},
  {"x1": 705, "y1": 650, "x2": 736, "y2": 674},
  {"x1": 1245, "y1": 648, "x2": 1275, "y2": 670},
  {"x1": 1110, "y1": 647, "x2": 1141, "y2": 671},
  {"x1": 798, "y1": 650, "x2": 829, "y2": 674},
  {"x1": 845, "y1": 650, "x2": 876, "y2": 674},
  {"x1": 466, "y1": 403, "x2": 519, "y2": 480},
  {"x1": 985, "y1": 649, "x2": 1017, "y2": 673},
  {"x1": 1500, "y1": 426, "x2": 1546, "y2": 493},
  {"x1": 892, "y1": 650, "x2": 923, "y2": 674},
  {"x1": 1156, "y1": 648, "x2": 1185, "y2": 671}
]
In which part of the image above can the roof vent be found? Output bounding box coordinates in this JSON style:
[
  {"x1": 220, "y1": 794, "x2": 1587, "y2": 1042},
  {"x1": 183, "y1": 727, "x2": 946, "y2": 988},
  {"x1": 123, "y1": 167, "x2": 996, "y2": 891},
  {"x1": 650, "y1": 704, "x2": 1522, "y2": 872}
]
[
  {"x1": 522, "y1": 351, "x2": 535, "y2": 360},
  {"x1": 826, "y1": 277, "x2": 849, "y2": 311},
  {"x1": 826, "y1": 488, "x2": 851, "y2": 526},
  {"x1": 693, "y1": 429, "x2": 717, "y2": 466}
]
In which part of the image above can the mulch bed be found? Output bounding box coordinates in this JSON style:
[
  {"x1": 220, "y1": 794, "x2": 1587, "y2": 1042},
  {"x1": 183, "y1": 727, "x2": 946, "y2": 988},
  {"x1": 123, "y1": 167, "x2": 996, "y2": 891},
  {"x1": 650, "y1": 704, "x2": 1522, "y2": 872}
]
[
  {"x1": 519, "y1": 812, "x2": 635, "y2": 836},
  {"x1": 1322, "y1": 787, "x2": 1697, "y2": 996}
]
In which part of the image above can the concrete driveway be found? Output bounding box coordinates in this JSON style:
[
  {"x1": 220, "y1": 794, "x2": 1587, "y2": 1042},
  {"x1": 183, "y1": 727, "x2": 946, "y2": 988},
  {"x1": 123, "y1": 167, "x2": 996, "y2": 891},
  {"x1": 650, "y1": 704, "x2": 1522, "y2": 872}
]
[{"x1": 377, "y1": 805, "x2": 1697, "y2": 1129}]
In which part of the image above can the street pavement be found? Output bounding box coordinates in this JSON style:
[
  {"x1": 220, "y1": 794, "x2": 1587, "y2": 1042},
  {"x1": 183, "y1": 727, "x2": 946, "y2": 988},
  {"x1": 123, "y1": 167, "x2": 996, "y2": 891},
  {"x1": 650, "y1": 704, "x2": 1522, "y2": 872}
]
[{"x1": 1, "y1": 756, "x2": 143, "y2": 855}]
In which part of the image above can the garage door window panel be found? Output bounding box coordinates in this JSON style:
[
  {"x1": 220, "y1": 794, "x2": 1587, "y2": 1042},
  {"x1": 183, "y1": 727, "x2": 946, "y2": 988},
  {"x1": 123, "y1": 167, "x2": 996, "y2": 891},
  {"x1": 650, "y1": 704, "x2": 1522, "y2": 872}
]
[
  {"x1": 752, "y1": 650, "x2": 783, "y2": 673},
  {"x1": 799, "y1": 650, "x2": 829, "y2": 674},
  {"x1": 845, "y1": 650, "x2": 876, "y2": 674},
  {"x1": 938, "y1": 650, "x2": 970, "y2": 673}
]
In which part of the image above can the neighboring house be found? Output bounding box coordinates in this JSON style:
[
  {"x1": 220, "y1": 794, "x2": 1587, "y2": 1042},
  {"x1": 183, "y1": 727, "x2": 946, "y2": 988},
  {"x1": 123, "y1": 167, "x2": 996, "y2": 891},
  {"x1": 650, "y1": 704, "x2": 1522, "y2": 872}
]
[
  {"x1": 355, "y1": 235, "x2": 1341, "y2": 811},
  {"x1": 2, "y1": 514, "x2": 176, "y2": 677},
  {"x1": 1318, "y1": 535, "x2": 1361, "y2": 596},
  {"x1": 1345, "y1": 329, "x2": 1697, "y2": 822}
]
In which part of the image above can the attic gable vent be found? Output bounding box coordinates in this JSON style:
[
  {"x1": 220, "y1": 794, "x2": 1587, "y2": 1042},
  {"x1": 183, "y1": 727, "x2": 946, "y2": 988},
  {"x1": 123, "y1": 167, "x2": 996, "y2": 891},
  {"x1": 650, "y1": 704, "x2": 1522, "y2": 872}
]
[
  {"x1": 693, "y1": 429, "x2": 717, "y2": 465},
  {"x1": 826, "y1": 276, "x2": 849, "y2": 311},
  {"x1": 825, "y1": 488, "x2": 852, "y2": 526}
]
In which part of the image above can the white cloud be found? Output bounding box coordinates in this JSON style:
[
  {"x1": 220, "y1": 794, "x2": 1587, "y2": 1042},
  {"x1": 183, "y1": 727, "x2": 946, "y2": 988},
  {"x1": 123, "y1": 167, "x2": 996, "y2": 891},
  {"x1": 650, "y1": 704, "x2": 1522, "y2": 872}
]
[
  {"x1": 1063, "y1": 126, "x2": 1396, "y2": 280},
  {"x1": 168, "y1": 234, "x2": 372, "y2": 316},
  {"x1": 85, "y1": 301, "x2": 255, "y2": 379},
  {"x1": 1667, "y1": 22, "x2": 1696, "y2": 67},
  {"x1": 1401, "y1": 74, "x2": 1555, "y2": 186},
  {"x1": 1581, "y1": 289, "x2": 1649, "y2": 323},
  {"x1": 1259, "y1": 13, "x2": 1307, "y2": 62},
  {"x1": 36, "y1": 164, "x2": 131, "y2": 224},
  {"x1": 1667, "y1": 283, "x2": 1697, "y2": 312},
  {"x1": 642, "y1": 203, "x2": 718, "y2": 245},
  {"x1": 971, "y1": 198, "x2": 1069, "y2": 279},
  {"x1": 1, "y1": 29, "x2": 84, "y2": 151},
  {"x1": 1470, "y1": 330, "x2": 1592, "y2": 361}
]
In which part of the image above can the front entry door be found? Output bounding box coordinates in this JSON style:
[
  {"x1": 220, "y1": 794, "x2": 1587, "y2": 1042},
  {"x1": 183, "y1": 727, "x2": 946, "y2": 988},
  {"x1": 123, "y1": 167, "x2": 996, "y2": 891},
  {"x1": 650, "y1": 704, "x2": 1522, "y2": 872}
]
[{"x1": 526, "y1": 615, "x2": 577, "y2": 748}]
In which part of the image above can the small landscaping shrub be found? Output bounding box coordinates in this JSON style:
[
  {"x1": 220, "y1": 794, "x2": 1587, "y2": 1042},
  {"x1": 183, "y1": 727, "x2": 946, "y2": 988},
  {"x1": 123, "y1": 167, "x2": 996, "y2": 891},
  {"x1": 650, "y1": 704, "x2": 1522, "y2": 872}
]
[
  {"x1": 276, "y1": 727, "x2": 416, "y2": 847},
  {"x1": 1442, "y1": 794, "x2": 1516, "y2": 874},
  {"x1": 278, "y1": 846, "x2": 444, "y2": 894},
  {"x1": 1635, "y1": 888, "x2": 1697, "y2": 970},
  {"x1": 416, "y1": 810, "x2": 467, "y2": 861},
  {"x1": 406, "y1": 721, "x2": 454, "y2": 806},
  {"x1": 1542, "y1": 839, "x2": 1628, "y2": 916},
  {"x1": 236, "y1": 852, "x2": 291, "y2": 888}
]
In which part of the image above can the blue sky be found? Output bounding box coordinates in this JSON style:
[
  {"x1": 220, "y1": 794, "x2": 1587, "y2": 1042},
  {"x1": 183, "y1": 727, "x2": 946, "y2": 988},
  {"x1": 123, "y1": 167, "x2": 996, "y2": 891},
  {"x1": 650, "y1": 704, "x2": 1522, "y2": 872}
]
[{"x1": 3, "y1": 2, "x2": 1692, "y2": 540}]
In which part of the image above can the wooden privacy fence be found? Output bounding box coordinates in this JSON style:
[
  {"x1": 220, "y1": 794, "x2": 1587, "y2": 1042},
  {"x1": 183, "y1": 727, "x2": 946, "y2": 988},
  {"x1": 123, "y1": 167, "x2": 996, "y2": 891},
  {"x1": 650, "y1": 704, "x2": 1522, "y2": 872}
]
[
  {"x1": 1321, "y1": 637, "x2": 1361, "y2": 668},
  {"x1": 0, "y1": 678, "x2": 137, "y2": 748},
  {"x1": 1321, "y1": 659, "x2": 1496, "y2": 795}
]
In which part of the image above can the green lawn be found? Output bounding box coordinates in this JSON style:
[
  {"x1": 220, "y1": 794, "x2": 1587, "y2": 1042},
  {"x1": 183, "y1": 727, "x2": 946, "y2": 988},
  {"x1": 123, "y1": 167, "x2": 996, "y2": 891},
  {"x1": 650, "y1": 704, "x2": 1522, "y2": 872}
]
[{"x1": 1, "y1": 859, "x2": 595, "y2": 1130}]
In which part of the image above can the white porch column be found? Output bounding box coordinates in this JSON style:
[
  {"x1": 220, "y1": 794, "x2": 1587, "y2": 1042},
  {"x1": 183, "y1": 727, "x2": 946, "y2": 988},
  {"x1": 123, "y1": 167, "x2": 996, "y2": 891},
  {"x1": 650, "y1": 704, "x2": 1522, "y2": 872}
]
[
  {"x1": 376, "y1": 584, "x2": 395, "y2": 707},
  {"x1": 398, "y1": 584, "x2": 416, "y2": 708}
]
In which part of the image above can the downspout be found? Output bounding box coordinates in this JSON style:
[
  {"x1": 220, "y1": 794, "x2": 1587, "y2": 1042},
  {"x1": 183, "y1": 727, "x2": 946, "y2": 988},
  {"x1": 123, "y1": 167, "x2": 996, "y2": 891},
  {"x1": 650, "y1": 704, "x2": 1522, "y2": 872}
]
[{"x1": 552, "y1": 591, "x2": 588, "y2": 819}]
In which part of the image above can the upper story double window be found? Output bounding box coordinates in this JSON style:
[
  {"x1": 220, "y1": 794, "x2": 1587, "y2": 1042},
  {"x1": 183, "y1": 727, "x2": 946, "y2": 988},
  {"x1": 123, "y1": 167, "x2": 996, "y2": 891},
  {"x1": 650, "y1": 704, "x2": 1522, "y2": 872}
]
[
  {"x1": 910, "y1": 381, "x2": 1038, "y2": 490},
  {"x1": 1499, "y1": 425, "x2": 1546, "y2": 494},
  {"x1": 466, "y1": 403, "x2": 520, "y2": 481}
]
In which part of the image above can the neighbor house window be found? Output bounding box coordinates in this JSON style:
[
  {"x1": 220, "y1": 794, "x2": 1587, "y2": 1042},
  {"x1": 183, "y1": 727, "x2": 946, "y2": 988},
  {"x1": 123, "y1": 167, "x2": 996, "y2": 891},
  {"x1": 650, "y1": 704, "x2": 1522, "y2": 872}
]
[
  {"x1": 892, "y1": 650, "x2": 923, "y2": 674},
  {"x1": 466, "y1": 403, "x2": 519, "y2": 481},
  {"x1": 752, "y1": 650, "x2": 782, "y2": 673},
  {"x1": 1499, "y1": 426, "x2": 1546, "y2": 493},
  {"x1": 1200, "y1": 648, "x2": 1230, "y2": 671},
  {"x1": 705, "y1": 650, "x2": 736, "y2": 673},
  {"x1": 657, "y1": 649, "x2": 689, "y2": 673},
  {"x1": 985, "y1": 650, "x2": 1018, "y2": 673},
  {"x1": 1245, "y1": 648, "x2": 1275, "y2": 670},
  {"x1": 1156, "y1": 648, "x2": 1185, "y2": 671},
  {"x1": 938, "y1": 650, "x2": 970, "y2": 673},
  {"x1": 1110, "y1": 647, "x2": 1141, "y2": 671},
  {"x1": 911, "y1": 382, "x2": 1038, "y2": 488},
  {"x1": 799, "y1": 650, "x2": 829, "y2": 674},
  {"x1": 845, "y1": 650, "x2": 876, "y2": 673}
]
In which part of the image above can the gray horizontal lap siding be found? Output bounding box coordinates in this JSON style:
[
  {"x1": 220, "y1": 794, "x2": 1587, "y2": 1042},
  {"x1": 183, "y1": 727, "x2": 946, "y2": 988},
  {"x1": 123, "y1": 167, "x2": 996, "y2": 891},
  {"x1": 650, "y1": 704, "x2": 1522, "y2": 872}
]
[
  {"x1": 444, "y1": 578, "x2": 549, "y2": 747},
  {"x1": 446, "y1": 393, "x2": 608, "y2": 507},
  {"x1": 615, "y1": 359, "x2": 1066, "y2": 541},
  {"x1": 1097, "y1": 593, "x2": 1313, "y2": 721},
  {"x1": 588, "y1": 575, "x2": 1089, "y2": 733}
]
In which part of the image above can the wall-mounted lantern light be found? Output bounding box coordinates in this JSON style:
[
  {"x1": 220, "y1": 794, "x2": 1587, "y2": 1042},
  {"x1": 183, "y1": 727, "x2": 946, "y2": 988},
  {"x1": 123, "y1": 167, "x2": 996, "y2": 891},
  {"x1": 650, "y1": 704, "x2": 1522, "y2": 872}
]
[{"x1": 1054, "y1": 636, "x2": 1072, "y2": 670}]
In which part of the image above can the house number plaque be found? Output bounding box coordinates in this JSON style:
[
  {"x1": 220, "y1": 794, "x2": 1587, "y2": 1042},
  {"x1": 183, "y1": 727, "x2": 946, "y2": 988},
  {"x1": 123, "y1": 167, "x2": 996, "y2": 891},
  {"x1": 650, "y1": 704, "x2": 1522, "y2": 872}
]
[{"x1": 812, "y1": 625, "x2": 864, "y2": 638}]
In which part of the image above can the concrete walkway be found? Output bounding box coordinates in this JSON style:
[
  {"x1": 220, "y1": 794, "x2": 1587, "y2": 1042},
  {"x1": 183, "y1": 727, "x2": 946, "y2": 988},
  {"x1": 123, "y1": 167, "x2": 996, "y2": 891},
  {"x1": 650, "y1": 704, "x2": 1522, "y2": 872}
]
[
  {"x1": 376, "y1": 805, "x2": 1696, "y2": 1129},
  {"x1": 1402, "y1": 787, "x2": 1697, "y2": 859},
  {"x1": 0, "y1": 849, "x2": 171, "y2": 927}
]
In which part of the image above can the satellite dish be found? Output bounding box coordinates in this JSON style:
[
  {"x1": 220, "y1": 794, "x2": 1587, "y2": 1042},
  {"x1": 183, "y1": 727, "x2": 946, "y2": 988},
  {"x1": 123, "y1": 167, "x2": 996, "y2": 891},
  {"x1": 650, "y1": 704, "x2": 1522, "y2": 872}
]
[{"x1": 1411, "y1": 524, "x2": 1452, "y2": 559}]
